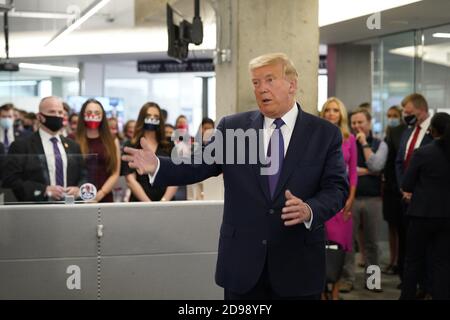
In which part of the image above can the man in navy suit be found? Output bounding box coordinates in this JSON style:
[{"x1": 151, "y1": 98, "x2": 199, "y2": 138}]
[
  {"x1": 395, "y1": 93, "x2": 433, "y2": 293},
  {"x1": 123, "y1": 53, "x2": 348, "y2": 300}
]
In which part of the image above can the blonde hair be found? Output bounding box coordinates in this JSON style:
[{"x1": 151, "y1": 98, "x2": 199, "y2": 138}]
[
  {"x1": 320, "y1": 97, "x2": 350, "y2": 140},
  {"x1": 249, "y1": 52, "x2": 298, "y2": 81}
]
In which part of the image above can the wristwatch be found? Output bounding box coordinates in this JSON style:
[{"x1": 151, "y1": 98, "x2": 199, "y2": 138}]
[{"x1": 362, "y1": 143, "x2": 370, "y2": 149}]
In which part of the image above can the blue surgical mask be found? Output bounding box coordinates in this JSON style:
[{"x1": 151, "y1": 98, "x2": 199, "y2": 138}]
[
  {"x1": 387, "y1": 118, "x2": 400, "y2": 128},
  {"x1": 0, "y1": 117, "x2": 13, "y2": 130}
]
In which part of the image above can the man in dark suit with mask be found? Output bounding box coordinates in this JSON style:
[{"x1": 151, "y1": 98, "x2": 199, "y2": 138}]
[
  {"x1": 123, "y1": 53, "x2": 348, "y2": 300},
  {"x1": 395, "y1": 93, "x2": 433, "y2": 294},
  {"x1": 2, "y1": 96, "x2": 87, "y2": 203}
]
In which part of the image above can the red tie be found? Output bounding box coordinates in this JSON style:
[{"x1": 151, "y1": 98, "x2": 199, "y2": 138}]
[{"x1": 404, "y1": 125, "x2": 421, "y2": 169}]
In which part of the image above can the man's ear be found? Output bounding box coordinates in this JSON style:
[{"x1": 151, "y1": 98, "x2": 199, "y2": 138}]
[
  {"x1": 288, "y1": 78, "x2": 298, "y2": 94},
  {"x1": 37, "y1": 113, "x2": 45, "y2": 123}
]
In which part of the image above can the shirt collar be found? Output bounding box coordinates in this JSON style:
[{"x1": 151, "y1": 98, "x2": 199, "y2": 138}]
[
  {"x1": 39, "y1": 127, "x2": 61, "y2": 143},
  {"x1": 264, "y1": 101, "x2": 298, "y2": 130},
  {"x1": 420, "y1": 114, "x2": 431, "y2": 130}
]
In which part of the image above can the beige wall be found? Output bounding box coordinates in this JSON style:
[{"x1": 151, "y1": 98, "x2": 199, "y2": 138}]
[{"x1": 215, "y1": 0, "x2": 319, "y2": 120}]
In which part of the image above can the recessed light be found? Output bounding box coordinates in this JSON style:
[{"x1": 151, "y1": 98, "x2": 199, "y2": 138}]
[{"x1": 433, "y1": 33, "x2": 450, "y2": 39}]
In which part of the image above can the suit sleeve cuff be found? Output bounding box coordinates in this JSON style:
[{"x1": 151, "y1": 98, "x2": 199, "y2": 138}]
[
  {"x1": 148, "y1": 158, "x2": 160, "y2": 186},
  {"x1": 303, "y1": 203, "x2": 313, "y2": 230}
]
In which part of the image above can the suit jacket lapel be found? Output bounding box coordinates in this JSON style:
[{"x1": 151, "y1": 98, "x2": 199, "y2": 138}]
[
  {"x1": 272, "y1": 106, "x2": 312, "y2": 201},
  {"x1": 420, "y1": 130, "x2": 433, "y2": 146},
  {"x1": 249, "y1": 112, "x2": 272, "y2": 202},
  {"x1": 32, "y1": 133, "x2": 51, "y2": 186}
]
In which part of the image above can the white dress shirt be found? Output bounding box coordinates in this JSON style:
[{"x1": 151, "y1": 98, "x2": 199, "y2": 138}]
[
  {"x1": 262, "y1": 102, "x2": 298, "y2": 158},
  {"x1": 263, "y1": 102, "x2": 313, "y2": 229},
  {"x1": 39, "y1": 128, "x2": 68, "y2": 187},
  {"x1": 404, "y1": 115, "x2": 431, "y2": 160}
]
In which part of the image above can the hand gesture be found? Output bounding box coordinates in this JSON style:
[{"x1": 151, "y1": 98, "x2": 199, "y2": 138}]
[
  {"x1": 356, "y1": 129, "x2": 367, "y2": 145},
  {"x1": 45, "y1": 185, "x2": 65, "y2": 200},
  {"x1": 281, "y1": 190, "x2": 312, "y2": 226},
  {"x1": 65, "y1": 186, "x2": 80, "y2": 198},
  {"x1": 122, "y1": 137, "x2": 159, "y2": 175}
]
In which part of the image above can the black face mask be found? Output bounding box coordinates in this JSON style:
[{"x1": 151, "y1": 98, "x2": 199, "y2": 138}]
[
  {"x1": 143, "y1": 123, "x2": 160, "y2": 131},
  {"x1": 23, "y1": 125, "x2": 33, "y2": 131},
  {"x1": 403, "y1": 114, "x2": 417, "y2": 126},
  {"x1": 14, "y1": 119, "x2": 22, "y2": 129},
  {"x1": 40, "y1": 114, "x2": 64, "y2": 132}
]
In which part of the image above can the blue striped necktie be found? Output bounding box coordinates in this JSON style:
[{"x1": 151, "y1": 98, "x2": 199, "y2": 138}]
[
  {"x1": 267, "y1": 118, "x2": 285, "y2": 198},
  {"x1": 50, "y1": 137, "x2": 64, "y2": 187}
]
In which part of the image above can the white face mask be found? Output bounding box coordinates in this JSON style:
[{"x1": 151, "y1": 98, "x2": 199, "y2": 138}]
[
  {"x1": 144, "y1": 117, "x2": 160, "y2": 125},
  {"x1": 144, "y1": 117, "x2": 160, "y2": 131},
  {"x1": 0, "y1": 117, "x2": 13, "y2": 130}
]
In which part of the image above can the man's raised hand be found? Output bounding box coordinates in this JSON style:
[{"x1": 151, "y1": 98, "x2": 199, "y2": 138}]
[{"x1": 122, "y1": 137, "x2": 158, "y2": 175}]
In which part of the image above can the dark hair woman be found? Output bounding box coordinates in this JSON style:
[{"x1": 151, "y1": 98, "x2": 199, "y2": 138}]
[{"x1": 122, "y1": 102, "x2": 177, "y2": 202}]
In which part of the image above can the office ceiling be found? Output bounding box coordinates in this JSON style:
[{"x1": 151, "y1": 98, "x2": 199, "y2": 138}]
[
  {"x1": 1, "y1": 0, "x2": 449, "y2": 62},
  {"x1": 4, "y1": 0, "x2": 215, "y2": 32},
  {"x1": 320, "y1": 0, "x2": 450, "y2": 44}
]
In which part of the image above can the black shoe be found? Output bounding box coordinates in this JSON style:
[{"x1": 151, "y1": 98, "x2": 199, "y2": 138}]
[
  {"x1": 339, "y1": 282, "x2": 354, "y2": 293},
  {"x1": 416, "y1": 289, "x2": 426, "y2": 300},
  {"x1": 382, "y1": 264, "x2": 399, "y2": 275}
]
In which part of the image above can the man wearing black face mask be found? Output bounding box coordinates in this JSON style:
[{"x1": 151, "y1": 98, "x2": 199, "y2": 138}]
[
  {"x1": 2, "y1": 96, "x2": 87, "y2": 203},
  {"x1": 395, "y1": 93, "x2": 433, "y2": 296}
]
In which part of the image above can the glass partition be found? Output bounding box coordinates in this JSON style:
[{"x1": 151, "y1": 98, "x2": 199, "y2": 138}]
[
  {"x1": 0, "y1": 153, "x2": 98, "y2": 205},
  {"x1": 369, "y1": 24, "x2": 450, "y2": 135},
  {"x1": 371, "y1": 31, "x2": 416, "y2": 137},
  {"x1": 420, "y1": 24, "x2": 450, "y2": 114}
]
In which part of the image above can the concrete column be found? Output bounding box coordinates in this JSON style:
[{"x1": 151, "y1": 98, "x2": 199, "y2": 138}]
[
  {"x1": 329, "y1": 44, "x2": 372, "y2": 111},
  {"x1": 80, "y1": 62, "x2": 105, "y2": 97},
  {"x1": 215, "y1": 0, "x2": 319, "y2": 120},
  {"x1": 50, "y1": 77, "x2": 63, "y2": 97}
]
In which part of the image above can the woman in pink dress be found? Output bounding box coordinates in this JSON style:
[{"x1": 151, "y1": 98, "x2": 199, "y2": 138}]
[{"x1": 320, "y1": 97, "x2": 358, "y2": 300}]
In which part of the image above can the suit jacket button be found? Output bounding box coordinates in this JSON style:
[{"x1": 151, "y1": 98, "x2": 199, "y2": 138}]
[
  {"x1": 262, "y1": 240, "x2": 267, "y2": 245},
  {"x1": 269, "y1": 209, "x2": 275, "y2": 214}
]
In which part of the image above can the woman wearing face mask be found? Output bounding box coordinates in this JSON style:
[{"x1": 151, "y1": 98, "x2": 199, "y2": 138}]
[
  {"x1": 123, "y1": 120, "x2": 136, "y2": 144},
  {"x1": 122, "y1": 102, "x2": 177, "y2": 202},
  {"x1": 382, "y1": 106, "x2": 407, "y2": 276},
  {"x1": 76, "y1": 99, "x2": 121, "y2": 202},
  {"x1": 174, "y1": 115, "x2": 192, "y2": 157},
  {"x1": 108, "y1": 117, "x2": 124, "y2": 146}
]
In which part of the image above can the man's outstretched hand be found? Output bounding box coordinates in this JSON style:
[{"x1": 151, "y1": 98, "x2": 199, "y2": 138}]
[{"x1": 122, "y1": 137, "x2": 158, "y2": 175}]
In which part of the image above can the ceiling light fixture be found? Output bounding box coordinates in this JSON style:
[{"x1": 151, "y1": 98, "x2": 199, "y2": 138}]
[
  {"x1": 45, "y1": 0, "x2": 111, "y2": 46},
  {"x1": 19, "y1": 63, "x2": 80, "y2": 73},
  {"x1": 433, "y1": 33, "x2": 450, "y2": 39},
  {"x1": 9, "y1": 10, "x2": 75, "y2": 20}
]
